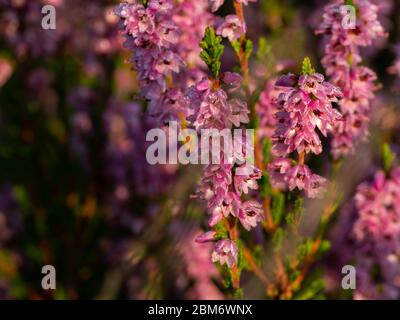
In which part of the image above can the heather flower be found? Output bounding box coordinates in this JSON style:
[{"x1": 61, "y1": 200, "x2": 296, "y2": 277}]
[
  {"x1": 273, "y1": 72, "x2": 342, "y2": 157},
  {"x1": 236, "y1": 200, "x2": 264, "y2": 231},
  {"x1": 234, "y1": 165, "x2": 261, "y2": 194},
  {"x1": 115, "y1": 0, "x2": 212, "y2": 123},
  {"x1": 316, "y1": 0, "x2": 386, "y2": 158},
  {"x1": 332, "y1": 167, "x2": 400, "y2": 299},
  {"x1": 195, "y1": 231, "x2": 217, "y2": 243},
  {"x1": 212, "y1": 239, "x2": 238, "y2": 267},
  {"x1": 268, "y1": 158, "x2": 292, "y2": 189},
  {"x1": 216, "y1": 15, "x2": 246, "y2": 42},
  {"x1": 222, "y1": 72, "x2": 243, "y2": 91},
  {"x1": 287, "y1": 164, "x2": 312, "y2": 191},
  {"x1": 268, "y1": 69, "x2": 341, "y2": 198},
  {"x1": 305, "y1": 173, "x2": 328, "y2": 199}
]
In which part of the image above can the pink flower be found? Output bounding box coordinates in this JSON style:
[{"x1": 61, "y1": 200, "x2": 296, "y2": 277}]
[
  {"x1": 273, "y1": 72, "x2": 342, "y2": 157},
  {"x1": 195, "y1": 231, "x2": 217, "y2": 243},
  {"x1": 222, "y1": 72, "x2": 242, "y2": 91},
  {"x1": 234, "y1": 165, "x2": 261, "y2": 194},
  {"x1": 316, "y1": 0, "x2": 386, "y2": 158},
  {"x1": 333, "y1": 166, "x2": 400, "y2": 299},
  {"x1": 305, "y1": 174, "x2": 328, "y2": 199},
  {"x1": 212, "y1": 239, "x2": 238, "y2": 267},
  {"x1": 216, "y1": 15, "x2": 246, "y2": 42},
  {"x1": 236, "y1": 200, "x2": 264, "y2": 231},
  {"x1": 268, "y1": 158, "x2": 292, "y2": 189},
  {"x1": 287, "y1": 164, "x2": 312, "y2": 191}
]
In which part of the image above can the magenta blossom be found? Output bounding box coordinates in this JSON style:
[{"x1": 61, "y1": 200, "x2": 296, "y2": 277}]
[
  {"x1": 216, "y1": 15, "x2": 246, "y2": 42},
  {"x1": 211, "y1": 239, "x2": 238, "y2": 267}
]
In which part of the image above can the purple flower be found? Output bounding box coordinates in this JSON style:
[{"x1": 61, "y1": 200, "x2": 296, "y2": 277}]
[
  {"x1": 304, "y1": 174, "x2": 328, "y2": 199},
  {"x1": 212, "y1": 239, "x2": 238, "y2": 267},
  {"x1": 316, "y1": 0, "x2": 386, "y2": 158},
  {"x1": 222, "y1": 72, "x2": 242, "y2": 91},
  {"x1": 287, "y1": 164, "x2": 312, "y2": 191},
  {"x1": 268, "y1": 158, "x2": 292, "y2": 189},
  {"x1": 332, "y1": 166, "x2": 400, "y2": 299},
  {"x1": 236, "y1": 200, "x2": 264, "y2": 231},
  {"x1": 216, "y1": 15, "x2": 246, "y2": 42},
  {"x1": 272, "y1": 72, "x2": 342, "y2": 157},
  {"x1": 234, "y1": 165, "x2": 261, "y2": 194},
  {"x1": 195, "y1": 231, "x2": 217, "y2": 243}
]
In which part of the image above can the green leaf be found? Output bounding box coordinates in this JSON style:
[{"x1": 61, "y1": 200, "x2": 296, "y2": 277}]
[
  {"x1": 199, "y1": 27, "x2": 224, "y2": 78},
  {"x1": 381, "y1": 143, "x2": 395, "y2": 173},
  {"x1": 271, "y1": 193, "x2": 285, "y2": 225},
  {"x1": 262, "y1": 137, "x2": 272, "y2": 165},
  {"x1": 256, "y1": 37, "x2": 270, "y2": 60},
  {"x1": 301, "y1": 57, "x2": 315, "y2": 75},
  {"x1": 245, "y1": 39, "x2": 253, "y2": 60},
  {"x1": 318, "y1": 239, "x2": 331, "y2": 257},
  {"x1": 260, "y1": 172, "x2": 271, "y2": 198},
  {"x1": 272, "y1": 228, "x2": 284, "y2": 251},
  {"x1": 231, "y1": 40, "x2": 241, "y2": 56},
  {"x1": 286, "y1": 196, "x2": 304, "y2": 226}
]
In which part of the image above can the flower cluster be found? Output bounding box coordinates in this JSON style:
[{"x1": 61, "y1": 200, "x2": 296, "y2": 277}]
[
  {"x1": 347, "y1": 168, "x2": 400, "y2": 299},
  {"x1": 189, "y1": 76, "x2": 263, "y2": 268},
  {"x1": 268, "y1": 71, "x2": 342, "y2": 198},
  {"x1": 316, "y1": 0, "x2": 386, "y2": 158},
  {"x1": 115, "y1": 0, "x2": 213, "y2": 124}
]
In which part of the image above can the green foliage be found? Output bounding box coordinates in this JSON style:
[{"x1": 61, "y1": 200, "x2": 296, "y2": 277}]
[
  {"x1": 317, "y1": 239, "x2": 331, "y2": 257},
  {"x1": 293, "y1": 269, "x2": 325, "y2": 300},
  {"x1": 232, "y1": 39, "x2": 253, "y2": 64},
  {"x1": 234, "y1": 288, "x2": 244, "y2": 299},
  {"x1": 256, "y1": 37, "x2": 270, "y2": 61},
  {"x1": 285, "y1": 196, "x2": 304, "y2": 226},
  {"x1": 262, "y1": 137, "x2": 272, "y2": 165},
  {"x1": 200, "y1": 27, "x2": 224, "y2": 78},
  {"x1": 259, "y1": 172, "x2": 271, "y2": 198},
  {"x1": 237, "y1": 239, "x2": 247, "y2": 273},
  {"x1": 296, "y1": 238, "x2": 314, "y2": 261},
  {"x1": 251, "y1": 245, "x2": 263, "y2": 266},
  {"x1": 271, "y1": 193, "x2": 285, "y2": 225},
  {"x1": 272, "y1": 227, "x2": 284, "y2": 251},
  {"x1": 301, "y1": 57, "x2": 315, "y2": 75},
  {"x1": 213, "y1": 221, "x2": 229, "y2": 239},
  {"x1": 381, "y1": 143, "x2": 395, "y2": 173},
  {"x1": 245, "y1": 39, "x2": 253, "y2": 60}
]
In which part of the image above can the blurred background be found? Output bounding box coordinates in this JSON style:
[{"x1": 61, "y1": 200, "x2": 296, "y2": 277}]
[{"x1": 0, "y1": 0, "x2": 399, "y2": 299}]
